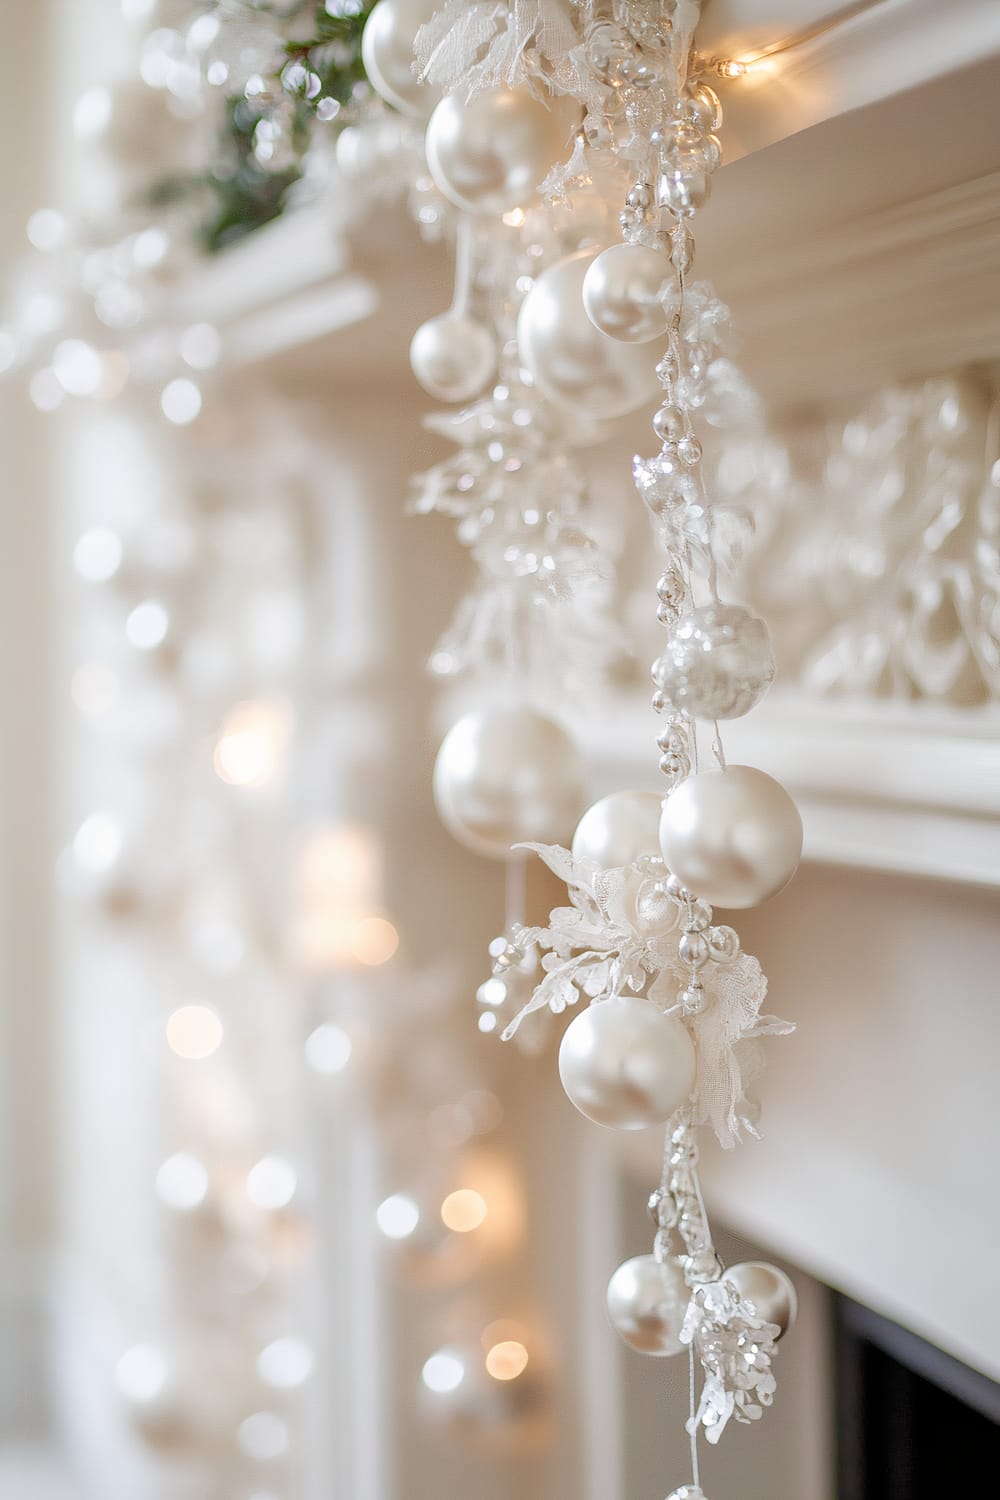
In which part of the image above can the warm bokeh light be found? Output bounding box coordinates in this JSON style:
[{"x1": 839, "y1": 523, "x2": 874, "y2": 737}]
[
  {"x1": 165, "y1": 1003, "x2": 223, "y2": 1060},
  {"x1": 213, "y1": 697, "x2": 292, "y2": 788},
  {"x1": 350, "y1": 915, "x2": 399, "y2": 967},
  {"x1": 485, "y1": 1340, "x2": 529, "y2": 1382},
  {"x1": 440, "y1": 1188, "x2": 488, "y2": 1234}
]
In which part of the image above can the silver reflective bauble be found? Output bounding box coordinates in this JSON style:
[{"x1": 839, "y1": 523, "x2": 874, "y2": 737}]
[
  {"x1": 571, "y1": 789, "x2": 663, "y2": 869},
  {"x1": 433, "y1": 706, "x2": 585, "y2": 860},
  {"x1": 517, "y1": 250, "x2": 663, "y2": 419},
  {"x1": 425, "y1": 87, "x2": 573, "y2": 215},
  {"x1": 361, "y1": 0, "x2": 440, "y2": 117},
  {"x1": 558, "y1": 998, "x2": 695, "y2": 1129},
  {"x1": 725, "y1": 1261, "x2": 797, "y2": 1339},
  {"x1": 410, "y1": 311, "x2": 496, "y2": 402},
  {"x1": 654, "y1": 604, "x2": 774, "y2": 720},
  {"x1": 582, "y1": 242, "x2": 670, "y2": 343},
  {"x1": 659, "y1": 765, "x2": 802, "y2": 909},
  {"x1": 606, "y1": 1254, "x2": 690, "y2": 1355}
]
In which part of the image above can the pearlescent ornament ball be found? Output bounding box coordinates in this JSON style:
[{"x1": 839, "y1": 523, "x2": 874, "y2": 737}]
[
  {"x1": 571, "y1": 789, "x2": 663, "y2": 869},
  {"x1": 410, "y1": 311, "x2": 496, "y2": 402},
  {"x1": 725, "y1": 1261, "x2": 797, "y2": 1339},
  {"x1": 425, "y1": 87, "x2": 573, "y2": 215},
  {"x1": 558, "y1": 997, "x2": 695, "y2": 1129},
  {"x1": 517, "y1": 250, "x2": 662, "y2": 419},
  {"x1": 659, "y1": 765, "x2": 802, "y2": 909},
  {"x1": 361, "y1": 0, "x2": 440, "y2": 117},
  {"x1": 606, "y1": 1254, "x2": 690, "y2": 1355},
  {"x1": 433, "y1": 705, "x2": 585, "y2": 860},
  {"x1": 582, "y1": 242, "x2": 670, "y2": 343},
  {"x1": 654, "y1": 603, "x2": 774, "y2": 720}
]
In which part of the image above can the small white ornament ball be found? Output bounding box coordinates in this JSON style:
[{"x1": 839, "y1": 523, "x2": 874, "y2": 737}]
[
  {"x1": 558, "y1": 997, "x2": 695, "y2": 1130},
  {"x1": 433, "y1": 706, "x2": 585, "y2": 860},
  {"x1": 658, "y1": 765, "x2": 802, "y2": 909},
  {"x1": 361, "y1": 0, "x2": 440, "y2": 118},
  {"x1": 606, "y1": 1254, "x2": 690, "y2": 1355},
  {"x1": 725, "y1": 1261, "x2": 797, "y2": 1339},
  {"x1": 425, "y1": 87, "x2": 573, "y2": 215},
  {"x1": 666, "y1": 1488, "x2": 710, "y2": 1500},
  {"x1": 571, "y1": 789, "x2": 663, "y2": 869},
  {"x1": 410, "y1": 310, "x2": 496, "y2": 402},
  {"x1": 517, "y1": 249, "x2": 662, "y2": 419},
  {"x1": 582, "y1": 241, "x2": 670, "y2": 343}
]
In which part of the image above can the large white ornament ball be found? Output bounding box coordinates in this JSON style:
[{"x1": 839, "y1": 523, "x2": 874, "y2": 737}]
[
  {"x1": 517, "y1": 250, "x2": 662, "y2": 419},
  {"x1": 582, "y1": 242, "x2": 670, "y2": 343},
  {"x1": 410, "y1": 310, "x2": 496, "y2": 402},
  {"x1": 606, "y1": 1254, "x2": 690, "y2": 1355},
  {"x1": 558, "y1": 998, "x2": 695, "y2": 1130},
  {"x1": 571, "y1": 789, "x2": 663, "y2": 869},
  {"x1": 361, "y1": 0, "x2": 440, "y2": 118},
  {"x1": 658, "y1": 765, "x2": 802, "y2": 909},
  {"x1": 433, "y1": 706, "x2": 585, "y2": 860},
  {"x1": 425, "y1": 87, "x2": 572, "y2": 215},
  {"x1": 725, "y1": 1261, "x2": 797, "y2": 1339}
]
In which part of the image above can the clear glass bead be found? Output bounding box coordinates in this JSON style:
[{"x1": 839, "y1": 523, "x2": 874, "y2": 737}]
[
  {"x1": 653, "y1": 405, "x2": 685, "y2": 443},
  {"x1": 656, "y1": 603, "x2": 775, "y2": 720},
  {"x1": 679, "y1": 931, "x2": 709, "y2": 968}
]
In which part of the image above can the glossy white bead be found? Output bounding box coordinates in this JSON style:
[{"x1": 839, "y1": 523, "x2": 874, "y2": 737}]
[
  {"x1": 659, "y1": 765, "x2": 802, "y2": 909},
  {"x1": 606, "y1": 1254, "x2": 690, "y2": 1355},
  {"x1": 517, "y1": 249, "x2": 662, "y2": 419},
  {"x1": 410, "y1": 311, "x2": 496, "y2": 402},
  {"x1": 725, "y1": 1261, "x2": 797, "y2": 1339},
  {"x1": 361, "y1": 0, "x2": 440, "y2": 117},
  {"x1": 425, "y1": 87, "x2": 573, "y2": 215},
  {"x1": 571, "y1": 789, "x2": 663, "y2": 869},
  {"x1": 558, "y1": 998, "x2": 695, "y2": 1129},
  {"x1": 665, "y1": 1488, "x2": 710, "y2": 1500},
  {"x1": 433, "y1": 706, "x2": 585, "y2": 860},
  {"x1": 582, "y1": 242, "x2": 670, "y2": 343}
]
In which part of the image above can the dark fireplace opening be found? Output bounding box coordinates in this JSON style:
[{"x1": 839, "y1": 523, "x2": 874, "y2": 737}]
[{"x1": 835, "y1": 1293, "x2": 1000, "y2": 1498}]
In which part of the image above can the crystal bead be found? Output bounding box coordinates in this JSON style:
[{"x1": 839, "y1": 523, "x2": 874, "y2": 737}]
[
  {"x1": 679, "y1": 931, "x2": 709, "y2": 968},
  {"x1": 659, "y1": 166, "x2": 712, "y2": 217},
  {"x1": 585, "y1": 21, "x2": 637, "y2": 86},
  {"x1": 677, "y1": 434, "x2": 702, "y2": 466},
  {"x1": 679, "y1": 980, "x2": 705, "y2": 1014},
  {"x1": 665, "y1": 875, "x2": 688, "y2": 903},
  {"x1": 653, "y1": 405, "x2": 685, "y2": 443},
  {"x1": 655, "y1": 568, "x2": 686, "y2": 607},
  {"x1": 656, "y1": 604, "x2": 775, "y2": 720},
  {"x1": 686, "y1": 899, "x2": 712, "y2": 931},
  {"x1": 651, "y1": 689, "x2": 668, "y2": 713},
  {"x1": 656, "y1": 350, "x2": 679, "y2": 384}
]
